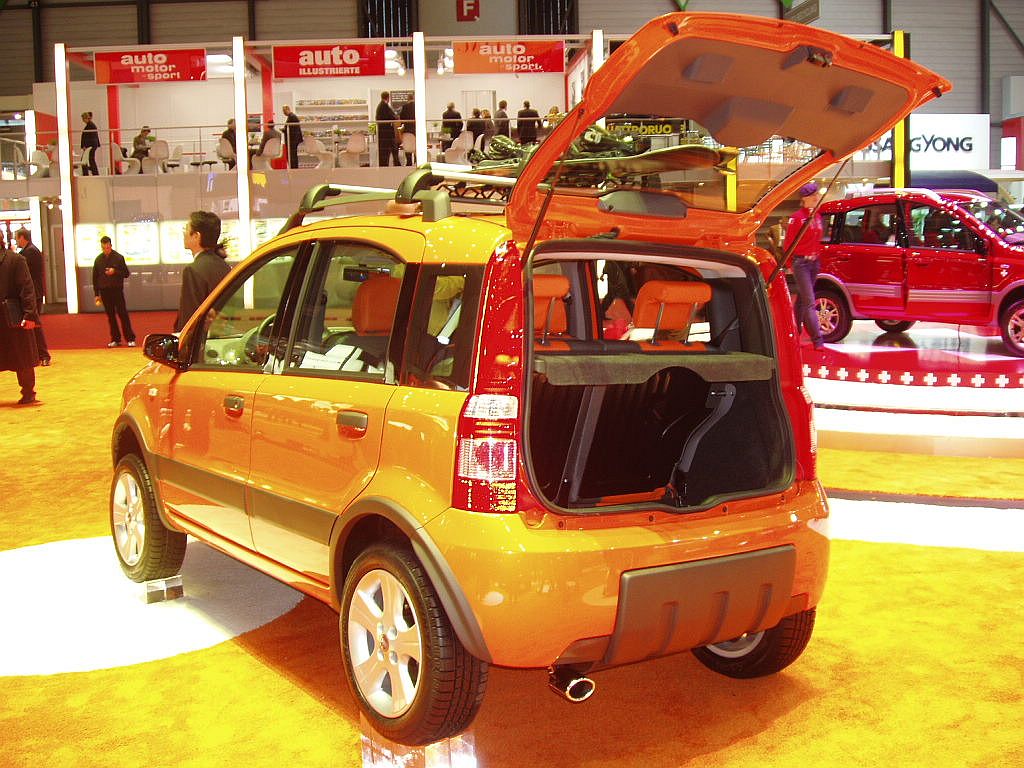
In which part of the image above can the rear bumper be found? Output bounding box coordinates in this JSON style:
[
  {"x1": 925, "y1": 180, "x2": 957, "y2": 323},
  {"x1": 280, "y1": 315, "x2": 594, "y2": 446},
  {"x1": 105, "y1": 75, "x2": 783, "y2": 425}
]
[{"x1": 421, "y1": 481, "x2": 830, "y2": 668}]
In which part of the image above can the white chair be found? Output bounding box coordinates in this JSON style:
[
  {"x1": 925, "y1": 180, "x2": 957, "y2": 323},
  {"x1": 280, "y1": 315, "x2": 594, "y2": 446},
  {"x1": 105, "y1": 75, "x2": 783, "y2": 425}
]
[
  {"x1": 443, "y1": 131, "x2": 474, "y2": 165},
  {"x1": 338, "y1": 132, "x2": 367, "y2": 168},
  {"x1": 164, "y1": 145, "x2": 184, "y2": 172},
  {"x1": 301, "y1": 137, "x2": 335, "y2": 169},
  {"x1": 251, "y1": 136, "x2": 282, "y2": 171},
  {"x1": 216, "y1": 137, "x2": 237, "y2": 169},
  {"x1": 93, "y1": 144, "x2": 112, "y2": 175},
  {"x1": 141, "y1": 139, "x2": 169, "y2": 174},
  {"x1": 111, "y1": 143, "x2": 140, "y2": 175},
  {"x1": 400, "y1": 132, "x2": 416, "y2": 164},
  {"x1": 473, "y1": 133, "x2": 485, "y2": 152},
  {"x1": 29, "y1": 150, "x2": 50, "y2": 178}
]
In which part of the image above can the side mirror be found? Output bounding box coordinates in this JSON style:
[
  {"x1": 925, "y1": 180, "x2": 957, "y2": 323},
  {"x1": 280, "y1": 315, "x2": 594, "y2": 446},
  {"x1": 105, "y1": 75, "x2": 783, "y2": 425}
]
[{"x1": 143, "y1": 333, "x2": 182, "y2": 368}]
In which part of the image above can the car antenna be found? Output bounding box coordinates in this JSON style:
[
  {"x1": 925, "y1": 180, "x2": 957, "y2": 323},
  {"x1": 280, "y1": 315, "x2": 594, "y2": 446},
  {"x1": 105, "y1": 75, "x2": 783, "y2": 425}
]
[{"x1": 766, "y1": 157, "x2": 849, "y2": 290}]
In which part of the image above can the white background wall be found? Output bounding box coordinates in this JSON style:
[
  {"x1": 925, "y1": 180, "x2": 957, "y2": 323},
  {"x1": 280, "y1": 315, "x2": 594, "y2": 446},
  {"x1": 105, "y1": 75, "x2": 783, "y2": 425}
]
[{"x1": 419, "y1": 0, "x2": 518, "y2": 37}]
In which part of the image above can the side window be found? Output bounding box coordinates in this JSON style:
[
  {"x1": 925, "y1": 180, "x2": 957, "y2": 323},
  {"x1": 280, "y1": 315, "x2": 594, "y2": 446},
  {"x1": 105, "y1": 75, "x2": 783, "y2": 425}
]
[
  {"x1": 191, "y1": 248, "x2": 301, "y2": 370},
  {"x1": 288, "y1": 241, "x2": 404, "y2": 380},
  {"x1": 909, "y1": 204, "x2": 974, "y2": 250},
  {"x1": 836, "y1": 205, "x2": 898, "y2": 245},
  {"x1": 403, "y1": 265, "x2": 483, "y2": 391}
]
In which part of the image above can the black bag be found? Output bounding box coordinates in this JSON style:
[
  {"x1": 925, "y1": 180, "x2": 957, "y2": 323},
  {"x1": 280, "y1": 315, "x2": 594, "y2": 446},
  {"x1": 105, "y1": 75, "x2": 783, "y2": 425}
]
[{"x1": 1, "y1": 297, "x2": 23, "y2": 328}]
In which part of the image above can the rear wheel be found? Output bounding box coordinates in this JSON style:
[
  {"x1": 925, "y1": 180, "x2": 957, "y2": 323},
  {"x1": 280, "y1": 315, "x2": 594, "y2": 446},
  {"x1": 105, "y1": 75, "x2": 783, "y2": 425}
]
[
  {"x1": 693, "y1": 608, "x2": 816, "y2": 679},
  {"x1": 340, "y1": 544, "x2": 488, "y2": 745},
  {"x1": 875, "y1": 319, "x2": 916, "y2": 334},
  {"x1": 110, "y1": 454, "x2": 187, "y2": 582},
  {"x1": 999, "y1": 298, "x2": 1024, "y2": 357},
  {"x1": 815, "y1": 290, "x2": 852, "y2": 343}
]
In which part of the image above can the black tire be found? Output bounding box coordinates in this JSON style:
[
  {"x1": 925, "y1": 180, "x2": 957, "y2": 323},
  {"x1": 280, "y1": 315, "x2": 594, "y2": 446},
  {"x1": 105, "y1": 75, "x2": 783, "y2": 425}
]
[
  {"x1": 875, "y1": 319, "x2": 916, "y2": 334},
  {"x1": 692, "y1": 608, "x2": 816, "y2": 679},
  {"x1": 814, "y1": 290, "x2": 852, "y2": 343},
  {"x1": 999, "y1": 298, "x2": 1024, "y2": 357},
  {"x1": 109, "y1": 454, "x2": 187, "y2": 582},
  {"x1": 340, "y1": 544, "x2": 488, "y2": 745}
]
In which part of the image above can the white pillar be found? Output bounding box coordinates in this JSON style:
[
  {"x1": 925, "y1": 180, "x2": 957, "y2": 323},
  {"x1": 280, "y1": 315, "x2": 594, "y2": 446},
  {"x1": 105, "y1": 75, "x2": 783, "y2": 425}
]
[
  {"x1": 54, "y1": 43, "x2": 78, "y2": 313},
  {"x1": 232, "y1": 36, "x2": 252, "y2": 262},
  {"x1": 413, "y1": 32, "x2": 427, "y2": 165}
]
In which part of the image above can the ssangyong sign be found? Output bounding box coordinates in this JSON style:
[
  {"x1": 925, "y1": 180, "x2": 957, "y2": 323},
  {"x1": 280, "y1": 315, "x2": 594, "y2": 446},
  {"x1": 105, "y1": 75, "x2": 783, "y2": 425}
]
[
  {"x1": 453, "y1": 41, "x2": 564, "y2": 74},
  {"x1": 855, "y1": 113, "x2": 991, "y2": 171},
  {"x1": 272, "y1": 44, "x2": 385, "y2": 78},
  {"x1": 95, "y1": 50, "x2": 207, "y2": 84}
]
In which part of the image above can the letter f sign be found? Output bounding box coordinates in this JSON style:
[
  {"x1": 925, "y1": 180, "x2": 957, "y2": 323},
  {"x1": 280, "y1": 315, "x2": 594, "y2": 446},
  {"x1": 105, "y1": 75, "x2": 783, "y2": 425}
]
[{"x1": 456, "y1": 0, "x2": 480, "y2": 22}]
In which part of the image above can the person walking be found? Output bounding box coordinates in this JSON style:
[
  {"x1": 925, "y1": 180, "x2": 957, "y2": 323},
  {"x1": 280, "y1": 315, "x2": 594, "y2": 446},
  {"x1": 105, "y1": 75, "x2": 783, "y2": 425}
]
[
  {"x1": 783, "y1": 182, "x2": 826, "y2": 350},
  {"x1": 0, "y1": 234, "x2": 40, "y2": 405},
  {"x1": 92, "y1": 236, "x2": 136, "y2": 347},
  {"x1": 398, "y1": 95, "x2": 417, "y2": 166},
  {"x1": 14, "y1": 228, "x2": 51, "y2": 366},
  {"x1": 175, "y1": 211, "x2": 231, "y2": 332},
  {"x1": 374, "y1": 92, "x2": 400, "y2": 167},
  {"x1": 282, "y1": 106, "x2": 303, "y2": 169},
  {"x1": 516, "y1": 100, "x2": 540, "y2": 144},
  {"x1": 493, "y1": 100, "x2": 510, "y2": 138},
  {"x1": 81, "y1": 111, "x2": 101, "y2": 175}
]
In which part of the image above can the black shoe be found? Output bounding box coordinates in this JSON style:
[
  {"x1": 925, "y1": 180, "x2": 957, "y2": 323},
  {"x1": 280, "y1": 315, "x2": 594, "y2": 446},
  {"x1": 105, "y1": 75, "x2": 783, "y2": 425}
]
[
  {"x1": 39, "y1": 358, "x2": 51, "y2": 367},
  {"x1": 17, "y1": 395, "x2": 38, "y2": 405}
]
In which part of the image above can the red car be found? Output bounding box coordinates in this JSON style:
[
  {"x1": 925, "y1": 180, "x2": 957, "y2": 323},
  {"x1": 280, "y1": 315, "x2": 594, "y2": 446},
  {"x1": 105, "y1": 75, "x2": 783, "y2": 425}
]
[{"x1": 814, "y1": 189, "x2": 1024, "y2": 355}]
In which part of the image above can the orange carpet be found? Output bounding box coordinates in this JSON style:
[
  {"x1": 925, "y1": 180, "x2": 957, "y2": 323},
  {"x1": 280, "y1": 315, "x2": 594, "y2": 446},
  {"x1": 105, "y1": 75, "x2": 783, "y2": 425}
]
[{"x1": 1, "y1": 350, "x2": 1022, "y2": 767}]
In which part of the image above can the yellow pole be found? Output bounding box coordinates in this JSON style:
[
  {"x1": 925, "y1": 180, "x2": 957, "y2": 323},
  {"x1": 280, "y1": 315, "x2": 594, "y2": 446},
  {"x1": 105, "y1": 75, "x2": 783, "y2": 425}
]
[{"x1": 890, "y1": 30, "x2": 908, "y2": 188}]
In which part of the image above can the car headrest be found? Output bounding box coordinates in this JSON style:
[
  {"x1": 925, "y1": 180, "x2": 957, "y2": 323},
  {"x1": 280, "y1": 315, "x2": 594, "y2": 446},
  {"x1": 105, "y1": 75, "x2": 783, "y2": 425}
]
[
  {"x1": 533, "y1": 274, "x2": 570, "y2": 336},
  {"x1": 353, "y1": 276, "x2": 401, "y2": 335},
  {"x1": 634, "y1": 280, "x2": 711, "y2": 330}
]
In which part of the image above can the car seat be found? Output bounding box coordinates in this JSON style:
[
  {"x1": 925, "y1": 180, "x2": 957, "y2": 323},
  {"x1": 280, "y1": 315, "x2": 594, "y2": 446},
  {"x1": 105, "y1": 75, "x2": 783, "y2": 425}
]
[{"x1": 632, "y1": 280, "x2": 711, "y2": 350}]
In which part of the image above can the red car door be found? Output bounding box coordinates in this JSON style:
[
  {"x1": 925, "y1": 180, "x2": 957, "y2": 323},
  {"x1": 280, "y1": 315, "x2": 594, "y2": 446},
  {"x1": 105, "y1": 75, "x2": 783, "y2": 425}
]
[
  {"x1": 904, "y1": 203, "x2": 992, "y2": 324},
  {"x1": 821, "y1": 203, "x2": 905, "y2": 316}
]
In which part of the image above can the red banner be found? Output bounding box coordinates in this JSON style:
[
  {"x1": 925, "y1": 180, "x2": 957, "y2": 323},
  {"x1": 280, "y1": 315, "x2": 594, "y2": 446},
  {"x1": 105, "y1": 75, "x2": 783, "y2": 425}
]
[
  {"x1": 272, "y1": 44, "x2": 385, "y2": 78},
  {"x1": 453, "y1": 41, "x2": 565, "y2": 74},
  {"x1": 94, "y1": 50, "x2": 207, "y2": 84}
]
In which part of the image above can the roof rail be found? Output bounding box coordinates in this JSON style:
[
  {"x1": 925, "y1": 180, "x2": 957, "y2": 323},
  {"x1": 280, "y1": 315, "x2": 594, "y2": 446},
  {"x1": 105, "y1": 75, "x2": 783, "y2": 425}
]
[{"x1": 280, "y1": 183, "x2": 397, "y2": 233}]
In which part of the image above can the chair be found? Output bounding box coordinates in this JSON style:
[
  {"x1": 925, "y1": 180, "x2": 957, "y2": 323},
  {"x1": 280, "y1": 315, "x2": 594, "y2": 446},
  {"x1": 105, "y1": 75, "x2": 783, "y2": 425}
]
[
  {"x1": 251, "y1": 136, "x2": 282, "y2": 171},
  {"x1": 216, "y1": 137, "x2": 237, "y2": 169},
  {"x1": 400, "y1": 132, "x2": 416, "y2": 164},
  {"x1": 164, "y1": 145, "x2": 184, "y2": 172},
  {"x1": 189, "y1": 148, "x2": 219, "y2": 173},
  {"x1": 473, "y1": 133, "x2": 485, "y2": 152},
  {"x1": 93, "y1": 144, "x2": 112, "y2": 175},
  {"x1": 443, "y1": 131, "x2": 474, "y2": 165},
  {"x1": 325, "y1": 276, "x2": 401, "y2": 371},
  {"x1": 632, "y1": 280, "x2": 711, "y2": 349},
  {"x1": 338, "y1": 132, "x2": 368, "y2": 168},
  {"x1": 29, "y1": 150, "x2": 51, "y2": 178},
  {"x1": 301, "y1": 137, "x2": 335, "y2": 169},
  {"x1": 111, "y1": 143, "x2": 140, "y2": 175},
  {"x1": 140, "y1": 139, "x2": 169, "y2": 174}
]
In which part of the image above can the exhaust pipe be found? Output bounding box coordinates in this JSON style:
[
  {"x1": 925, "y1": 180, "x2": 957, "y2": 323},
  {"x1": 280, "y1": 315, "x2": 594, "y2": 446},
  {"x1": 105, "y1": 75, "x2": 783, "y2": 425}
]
[{"x1": 548, "y1": 666, "x2": 596, "y2": 703}]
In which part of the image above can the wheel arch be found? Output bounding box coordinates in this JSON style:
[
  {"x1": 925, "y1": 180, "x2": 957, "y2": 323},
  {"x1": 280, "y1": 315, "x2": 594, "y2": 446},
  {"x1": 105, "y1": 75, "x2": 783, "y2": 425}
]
[
  {"x1": 110, "y1": 415, "x2": 179, "y2": 533},
  {"x1": 329, "y1": 497, "x2": 492, "y2": 664},
  {"x1": 813, "y1": 275, "x2": 861, "y2": 318},
  {"x1": 996, "y1": 282, "x2": 1024, "y2": 317}
]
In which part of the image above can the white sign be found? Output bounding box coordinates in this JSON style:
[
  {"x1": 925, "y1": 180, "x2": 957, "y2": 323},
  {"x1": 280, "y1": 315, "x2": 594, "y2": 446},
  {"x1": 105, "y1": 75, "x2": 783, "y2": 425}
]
[{"x1": 854, "y1": 113, "x2": 991, "y2": 170}]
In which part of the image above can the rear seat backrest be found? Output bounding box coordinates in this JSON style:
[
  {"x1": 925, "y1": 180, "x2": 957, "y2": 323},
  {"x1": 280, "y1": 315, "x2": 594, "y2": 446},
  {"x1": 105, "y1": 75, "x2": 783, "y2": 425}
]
[
  {"x1": 353, "y1": 275, "x2": 402, "y2": 335},
  {"x1": 533, "y1": 274, "x2": 570, "y2": 343},
  {"x1": 633, "y1": 280, "x2": 712, "y2": 344}
]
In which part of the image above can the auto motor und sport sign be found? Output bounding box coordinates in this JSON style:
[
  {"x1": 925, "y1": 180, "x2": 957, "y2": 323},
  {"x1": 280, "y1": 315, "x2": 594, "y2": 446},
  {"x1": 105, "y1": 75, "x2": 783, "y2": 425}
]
[
  {"x1": 453, "y1": 41, "x2": 565, "y2": 74},
  {"x1": 94, "y1": 50, "x2": 207, "y2": 84},
  {"x1": 272, "y1": 44, "x2": 386, "y2": 78}
]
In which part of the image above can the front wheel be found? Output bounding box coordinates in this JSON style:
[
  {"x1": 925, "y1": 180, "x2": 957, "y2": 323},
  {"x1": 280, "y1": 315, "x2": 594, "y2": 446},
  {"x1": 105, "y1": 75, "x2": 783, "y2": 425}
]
[
  {"x1": 815, "y1": 290, "x2": 852, "y2": 343},
  {"x1": 1000, "y1": 298, "x2": 1024, "y2": 357},
  {"x1": 340, "y1": 544, "x2": 488, "y2": 745},
  {"x1": 875, "y1": 319, "x2": 916, "y2": 334},
  {"x1": 693, "y1": 608, "x2": 816, "y2": 679},
  {"x1": 110, "y1": 454, "x2": 187, "y2": 582}
]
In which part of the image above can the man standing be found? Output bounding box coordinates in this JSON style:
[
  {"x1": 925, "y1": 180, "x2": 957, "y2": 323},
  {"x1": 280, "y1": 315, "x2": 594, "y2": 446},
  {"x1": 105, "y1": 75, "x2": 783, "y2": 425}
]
[
  {"x1": 282, "y1": 105, "x2": 303, "y2": 169},
  {"x1": 81, "y1": 112, "x2": 101, "y2": 175},
  {"x1": 516, "y1": 101, "x2": 541, "y2": 144},
  {"x1": 398, "y1": 95, "x2": 417, "y2": 166},
  {"x1": 14, "y1": 228, "x2": 50, "y2": 366},
  {"x1": 175, "y1": 211, "x2": 231, "y2": 332},
  {"x1": 220, "y1": 118, "x2": 237, "y2": 169},
  {"x1": 441, "y1": 102, "x2": 463, "y2": 151},
  {"x1": 0, "y1": 234, "x2": 40, "y2": 405},
  {"x1": 783, "y1": 182, "x2": 826, "y2": 350},
  {"x1": 494, "y1": 100, "x2": 510, "y2": 138},
  {"x1": 375, "y1": 92, "x2": 400, "y2": 167},
  {"x1": 92, "y1": 236, "x2": 136, "y2": 347}
]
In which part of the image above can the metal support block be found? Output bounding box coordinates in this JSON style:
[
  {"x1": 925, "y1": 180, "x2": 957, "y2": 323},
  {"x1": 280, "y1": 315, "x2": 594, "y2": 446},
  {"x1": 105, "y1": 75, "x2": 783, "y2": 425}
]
[{"x1": 145, "y1": 574, "x2": 184, "y2": 604}]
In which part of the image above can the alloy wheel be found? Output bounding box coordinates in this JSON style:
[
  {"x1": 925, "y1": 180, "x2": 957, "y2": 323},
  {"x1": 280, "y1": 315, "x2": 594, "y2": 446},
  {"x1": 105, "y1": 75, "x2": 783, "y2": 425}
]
[
  {"x1": 111, "y1": 471, "x2": 146, "y2": 567},
  {"x1": 1007, "y1": 305, "x2": 1024, "y2": 348},
  {"x1": 705, "y1": 631, "x2": 765, "y2": 659},
  {"x1": 816, "y1": 297, "x2": 841, "y2": 336}
]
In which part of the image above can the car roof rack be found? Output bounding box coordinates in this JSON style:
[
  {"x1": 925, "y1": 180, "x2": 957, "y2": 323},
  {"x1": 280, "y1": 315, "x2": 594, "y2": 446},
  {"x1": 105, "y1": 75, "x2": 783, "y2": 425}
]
[{"x1": 280, "y1": 184, "x2": 398, "y2": 233}]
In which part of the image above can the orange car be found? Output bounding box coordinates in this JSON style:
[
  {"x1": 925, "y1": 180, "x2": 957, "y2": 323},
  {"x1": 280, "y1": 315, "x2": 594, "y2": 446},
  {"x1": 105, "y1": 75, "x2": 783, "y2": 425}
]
[{"x1": 109, "y1": 13, "x2": 948, "y2": 745}]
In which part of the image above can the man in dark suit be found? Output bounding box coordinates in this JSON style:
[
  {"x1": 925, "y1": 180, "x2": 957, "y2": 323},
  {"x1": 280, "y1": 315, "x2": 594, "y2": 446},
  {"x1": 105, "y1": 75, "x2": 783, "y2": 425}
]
[
  {"x1": 14, "y1": 228, "x2": 50, "y2": 366},
  {"x1": 375, "y1": 92, "x2": 400, "y2": 167},
  {"x1": 516, "y1": 101, "x2": 541, "y2": 144},
  {"x1": 441, "y1": 102, "x2": 463, "y2": 151},
  {"x1": 81, "y1": 111, "x2": 101, "y2": 175},
  {"x1": 466, "y1": 108, "x2": 486, "y2": 146},
  {"x1": 92, "y1": 236, "x2": 136, "y2": 347},
  {"x1": 175, "y1": 211, "x2": 231, "y2": 332},
  {"x1": 494, "y1": 100, "x2": 510, "y2": 137},
  {"x1": 0, "y1": 233, "x2": 40, "y2": 405},
  {"x1": 282, "y1": 105, "x2": 304, "y2": 169},
  {"x1": 399, "y1": 95, "x2": 417, "y2": 166}
]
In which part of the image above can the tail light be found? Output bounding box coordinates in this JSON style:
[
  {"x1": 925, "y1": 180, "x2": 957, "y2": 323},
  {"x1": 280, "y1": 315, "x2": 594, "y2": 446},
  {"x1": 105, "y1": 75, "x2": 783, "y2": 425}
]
[
  {"x1": 452, "y1": 241, "x2": 529, "y2": 513},
  {"x1": 797, "y1": 384, "x2": 818, "y2": 479}
]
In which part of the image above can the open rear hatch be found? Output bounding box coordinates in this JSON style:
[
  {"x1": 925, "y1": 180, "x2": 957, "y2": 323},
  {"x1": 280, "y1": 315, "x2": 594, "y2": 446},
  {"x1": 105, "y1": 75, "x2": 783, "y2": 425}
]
[{"x1": 504, "y1": 12, "x2": 950, "y2": 250}]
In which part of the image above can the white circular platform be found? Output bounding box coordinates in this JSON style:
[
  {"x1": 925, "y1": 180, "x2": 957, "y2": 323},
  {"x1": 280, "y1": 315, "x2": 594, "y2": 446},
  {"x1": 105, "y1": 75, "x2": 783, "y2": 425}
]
[{"x1": 0, "y1": 537, "x2": 303, "y2": 676}]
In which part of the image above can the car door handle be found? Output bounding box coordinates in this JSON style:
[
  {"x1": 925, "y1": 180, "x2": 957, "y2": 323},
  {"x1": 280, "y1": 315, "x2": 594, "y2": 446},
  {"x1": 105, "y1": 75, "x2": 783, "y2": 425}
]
[
  {"x1": 223, "y1": 395, "x2": 245, "y2": 417},
  {"x1": 337, "y1": 410, "x2": 369, "y2": 438}
]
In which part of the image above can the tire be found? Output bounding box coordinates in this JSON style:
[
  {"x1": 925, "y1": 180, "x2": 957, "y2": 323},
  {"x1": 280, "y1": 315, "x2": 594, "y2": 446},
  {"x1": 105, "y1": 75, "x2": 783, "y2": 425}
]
[
  {"x1": 875, "y1": 319, "x2": 916, "y2": 334},
  {"x1": 110, "y1": 454, "x2": 187, "y2": 582},
  {"x1": 692, "y1": 608, "x2": 816, "y2": 679},
  {"x1": 340, "y1": 544, "x2": 488, "y2": 745},
  {"x1": 999, "y1": 298, "x2": 1024, "y2": 358},
  {"x1": 814, "y1": 290, "x2": 852, "y2": 343}
]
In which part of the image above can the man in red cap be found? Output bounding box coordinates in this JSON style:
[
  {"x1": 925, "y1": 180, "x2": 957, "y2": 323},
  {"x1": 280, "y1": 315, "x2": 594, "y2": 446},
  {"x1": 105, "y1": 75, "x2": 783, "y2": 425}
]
[{"x1": 784, "y1": 181, "x2": 826, "y2": 349}]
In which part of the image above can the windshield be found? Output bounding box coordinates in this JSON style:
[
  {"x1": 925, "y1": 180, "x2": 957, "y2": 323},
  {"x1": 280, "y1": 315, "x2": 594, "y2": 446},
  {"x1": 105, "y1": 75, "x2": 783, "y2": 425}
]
[{"x1": 960, "y1": 200, "x2": 1024, "y2": 244}]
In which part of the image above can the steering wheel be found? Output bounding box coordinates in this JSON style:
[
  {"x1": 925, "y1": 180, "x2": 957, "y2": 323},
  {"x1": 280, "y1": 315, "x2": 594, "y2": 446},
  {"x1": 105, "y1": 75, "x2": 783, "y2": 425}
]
[{"x1": 243, "y1": 313, "x2": 276, "y2": 364}]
